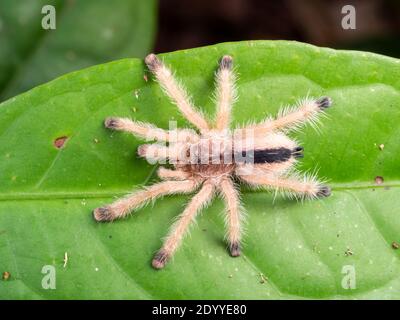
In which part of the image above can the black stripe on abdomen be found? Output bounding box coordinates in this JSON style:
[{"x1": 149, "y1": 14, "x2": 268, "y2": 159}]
[{"x1": 237, "y1": 147, "x2": 298, "y2": 164}]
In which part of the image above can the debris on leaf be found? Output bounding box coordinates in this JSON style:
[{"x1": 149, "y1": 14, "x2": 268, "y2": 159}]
[
  {"x1": 259, "y1": 273, "x2": 268, "y2": 284},
  {"x1": 2, "y1": 271, "x2": 10, "y2": 281},
  {"x1": 63, "y1": 252, "x2": 68, "y2": 268},
  {"x1": 392, "y1": 242, "x2": 400, "y2": 250},
  {"x1": 345, "y1": 248, "x2": 354, "y2": 256},
  {"x1": 378, "y1": 144, "x2": 384, "y2": 151}
]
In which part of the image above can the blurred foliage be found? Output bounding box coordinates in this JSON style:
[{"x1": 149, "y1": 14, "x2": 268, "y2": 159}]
[
  {"x1": 156, "y1": 0, "x2": 400, "y2": 59},
  {"x1": 0, "y1": 0, "x2": 157, "y2": 101}
]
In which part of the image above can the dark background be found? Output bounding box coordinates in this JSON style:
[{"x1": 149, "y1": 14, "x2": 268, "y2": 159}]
[
  {"x1": 1, "y1": 0, "x2": 398, "y2": 102},
  {"x1": 155, "y1": 0, "x2": 400, "y2": 58}
]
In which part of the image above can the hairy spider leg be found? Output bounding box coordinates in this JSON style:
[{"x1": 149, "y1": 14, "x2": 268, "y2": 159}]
[
  {"x1": 104, "y1": 117, "x2": 199, "y2": 143},
  {"x1": 214, "y1": 55, "x2": 237, "y2": 131},
  {"x1": 152, "y1": 182, "x2": 215, "y2": 269},
  {"x1": 236, "y1": 167, "x2": 331, "y2": 199},
  {"x1": 145, "y1": 54, "x2": 210, "y2": 132},
  {"x1": 246, "y1": 96, "x2": 332, "y2": 136},
  {"x1": 137, "y1": 142, "x2": 193, "y2": 164},
  {"x1": 219, "y1": 178, "x2": 243, "y2": 257},
  {"x1": 93, "y1": 179, "x2": 202, "y2": 222}
]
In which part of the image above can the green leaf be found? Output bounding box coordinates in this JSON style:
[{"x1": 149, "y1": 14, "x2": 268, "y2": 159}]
[
  {"x1": 0, "y1": 0, "x2": 157, "y2": 101},
  {"x1": 1, "y1": 41, "x2": 400, "y2": 299}
]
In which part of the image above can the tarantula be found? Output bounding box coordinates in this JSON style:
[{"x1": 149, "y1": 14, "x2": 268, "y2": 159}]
[{"x1": 93, "y1": 53, "x2": 332, "y2": 269}]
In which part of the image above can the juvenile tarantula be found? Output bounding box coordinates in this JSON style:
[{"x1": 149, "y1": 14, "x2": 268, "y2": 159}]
[{"x1": 93, "y1": 53, "x2": 332, "y2": 269}]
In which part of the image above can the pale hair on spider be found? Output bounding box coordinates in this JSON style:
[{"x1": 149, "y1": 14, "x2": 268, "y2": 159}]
[{"x1": 93, "y1": 53, "x2": 332, "y2": 269}]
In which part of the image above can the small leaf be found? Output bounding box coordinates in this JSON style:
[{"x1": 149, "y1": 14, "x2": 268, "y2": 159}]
[{"x1": 0, "y1": 41, "x2": 400, "y2": 299}]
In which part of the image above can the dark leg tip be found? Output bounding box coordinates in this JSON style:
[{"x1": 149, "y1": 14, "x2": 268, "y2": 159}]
[
  {"x1": 317, "y1": 185, "x2": 331, "y2": 198},
  {"x1": 104, "y1": 117, "x2": 119, "y2": 129},
  {"x1": 220, "y1": 55, "x2": 233, "y2": 70},
  {"x1": 93, "y1": 206, "x2": 114, "y2": 222},
  {"x1": 292, "y1": 146, "x2": 304, "y2": 159},
  {"x1": 152, "y1": 250, "x2": 169, "y2": 270},
  {"x1": 145, "y1": 53, "x2": 162, "y2": 72},
  {"x1": 316, "y1": 96, "x2": 332, "y2": 109},
  {"x1": 229, "y1": 242, "x2": 241, "y2": 257}
]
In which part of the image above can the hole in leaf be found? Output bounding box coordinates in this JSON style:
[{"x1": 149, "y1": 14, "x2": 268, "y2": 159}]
[
  {"x1": 374, "y1": 176, "x2": 384, "y2": 184},
  {"x1": 54, "y1": 136, "x2": 68, "y2": 149}
]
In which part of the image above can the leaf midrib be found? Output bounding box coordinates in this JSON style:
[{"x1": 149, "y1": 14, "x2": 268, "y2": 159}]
[{"x1": 0, "y1": 183, "x2": 398, "y2": 201}]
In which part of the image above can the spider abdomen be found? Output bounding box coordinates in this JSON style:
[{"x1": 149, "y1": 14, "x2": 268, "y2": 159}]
[
  {"x1": 165, "y1": 132, "x2": 303, "y2": 166},
  {"x1": 239, "y1": 147, "x2": 303, "y2": 164}
]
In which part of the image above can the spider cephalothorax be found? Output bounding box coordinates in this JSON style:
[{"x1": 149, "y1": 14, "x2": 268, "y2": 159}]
[{"x1": 93, "y1": 54, "x2": 332, "y2": 269}]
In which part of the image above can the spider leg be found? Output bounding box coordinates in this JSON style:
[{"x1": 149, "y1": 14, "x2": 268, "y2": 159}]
[
  {"x1": 137, "y1": 143, "x2": 190, "y2": 164},
  {"x1": 137, "y1": 144, "x2": 167, "y2": 163},
  {"x1": 246, "y1": 97, "x2": 332, "y2": 135},
  {"x1": 219, "y1": 178, "x2": 243, "y2": 257},
  {"x1": 157, "y1": 167, "x2": 191, "y2": 180},
  {"x1": 104, "y1": 117, "x2": 199, "y2": 143},
  {"x1": 214, "y1": 55, "x2": 236, "y2": 131},
  {"x1": 93, "y1": 179, "x2": 201, "y2": 222},
  {"x1": 236, "y1": 167, "x2": 331, "y2": 199},
  {"x1": 152, "y1": 181, "x2": 215, "y2": 269},
  {"x1": 145, "y1": 53, "x2": 210, "y2": 132}
]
